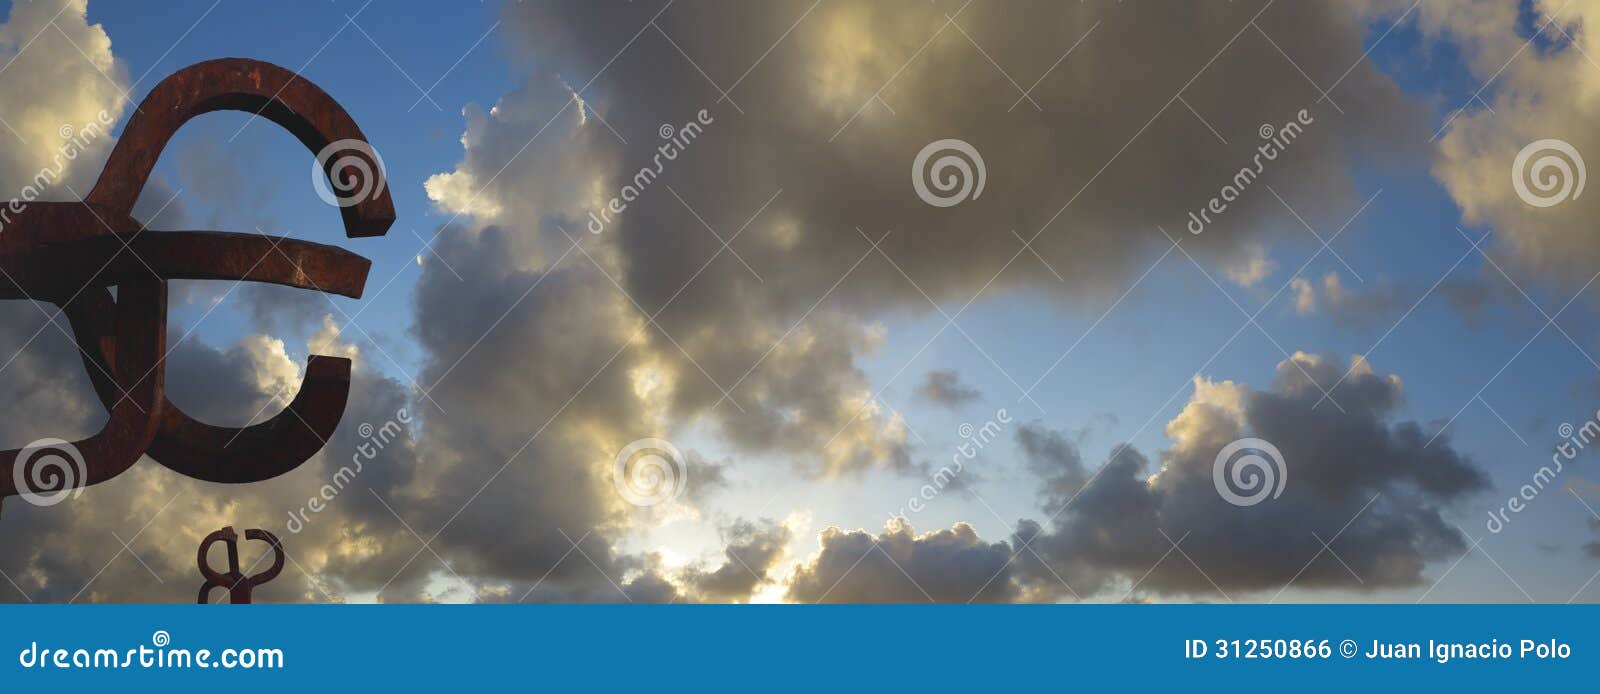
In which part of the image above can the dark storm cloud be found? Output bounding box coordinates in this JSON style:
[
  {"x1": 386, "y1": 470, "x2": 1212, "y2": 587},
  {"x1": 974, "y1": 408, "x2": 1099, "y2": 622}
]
[
  {"x1": 1012, "y1": 353, "x2": 1489, "y2": 599},
  {"x1": 773, "y1": 354, "x2": 1490, "y2": 602},
  {"x1": 679, "y1": 517, "x2": 791, "y2": 602},
  {"x1": 1015, "y1": 422, "x2": 1088, "y2": 513},
  {"x1": 785, "y1": 519, "x2": 1018, "y2": 603},
  {"x1": 428, "y1": 0, "x2": 1428, "y2": 477}
]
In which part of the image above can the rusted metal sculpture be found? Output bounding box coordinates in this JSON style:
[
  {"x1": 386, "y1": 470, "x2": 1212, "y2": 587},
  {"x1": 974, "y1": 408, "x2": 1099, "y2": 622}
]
[
  {"x1": 197, "y1": 526, "x2": 283, "y2": 604},
  {"x1": 0, "y1": 58, "x2": 394, "y2": 509}
]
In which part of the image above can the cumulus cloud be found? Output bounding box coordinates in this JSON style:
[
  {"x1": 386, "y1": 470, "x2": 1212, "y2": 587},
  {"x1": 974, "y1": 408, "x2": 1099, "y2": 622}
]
[
  {"x1": 678, "y1": 517, "x2": 792, "y2": 602},
  {"x1": 785, "y1": 518, "x2": 1018, "y2": 603},
  {"x1": 767, "y1": 353, "x2": 1487, "y2": 603},
  {"x1": 0, "y1": 0, "x2": 127, "y2": 197},
  {"x1": 1012, "y1": 353, "x2": 1488, "y2": 600},
  {"x1": 1388, "y1": 0, "x2": 1600, "y2": 296},
  {"x1": 1222, "y1": 245, "x2": 1276, "y2": 288},
  {"x1": 1015, "y1": 422, "x2": 1088, "y2": 512}
]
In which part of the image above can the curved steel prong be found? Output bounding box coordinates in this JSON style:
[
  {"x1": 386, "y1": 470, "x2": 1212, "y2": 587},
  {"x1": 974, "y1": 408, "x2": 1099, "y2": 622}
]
[
  {"x1": 30, "y1": 231, "x2": 372, "y2": 300},
  {"x1": 0, "y1": 57, "x2": 392, "y2": 503},
  {"x1": 87, "y1": 58, "x2": 395, "y2": 237},
  {"x1": 242, "y1": 528, "x2": 285, "y2": 589},
  {"x1": 196, "y1": 526, "x2": 240, "y2": 588},
  {"x1": 0, "y1": 277, "x2": 166, "y2": 502},
  {"x1": 73, "y1": 58, "x2": 392, "y2": 485},
  {"x1": 67, "y1": 289, "x2": 350, "y2": 484}
]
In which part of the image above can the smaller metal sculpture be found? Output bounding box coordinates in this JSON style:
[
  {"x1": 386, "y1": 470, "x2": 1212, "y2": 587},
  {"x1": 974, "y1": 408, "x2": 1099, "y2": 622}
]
[{"x1": 197, "y1": 526, "x2": 283, "y2": 604}]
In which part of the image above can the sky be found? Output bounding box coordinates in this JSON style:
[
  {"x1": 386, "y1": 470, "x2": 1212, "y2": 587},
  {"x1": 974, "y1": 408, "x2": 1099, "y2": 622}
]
[{"x1": 2, "y1": 0, "x2": 1600, "y2": 603}]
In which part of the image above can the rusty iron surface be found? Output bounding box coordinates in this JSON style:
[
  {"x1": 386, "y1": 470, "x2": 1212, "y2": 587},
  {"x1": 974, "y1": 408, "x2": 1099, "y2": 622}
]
[
  {"x1": 197, "y1": 526, "x2": 284, "y2": 604},
  {"x1": 0, "y1": 58, "x2": 394, "y2": 506}
]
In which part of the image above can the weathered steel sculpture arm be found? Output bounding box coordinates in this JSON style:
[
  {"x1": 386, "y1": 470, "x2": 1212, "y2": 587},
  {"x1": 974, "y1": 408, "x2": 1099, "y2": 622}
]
[
  {"x1": 0, "y1": 57, "x2": 393, "y2": 506},
  {"x1": 84, "y1": 59, "x2": 394, "y2": 484},
  {"x1": 87, "y1": 58, "x2": 395, "y2": 237},
  {"x1": 0, "y1": 276, "x2": 166, "y2": 499}
]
